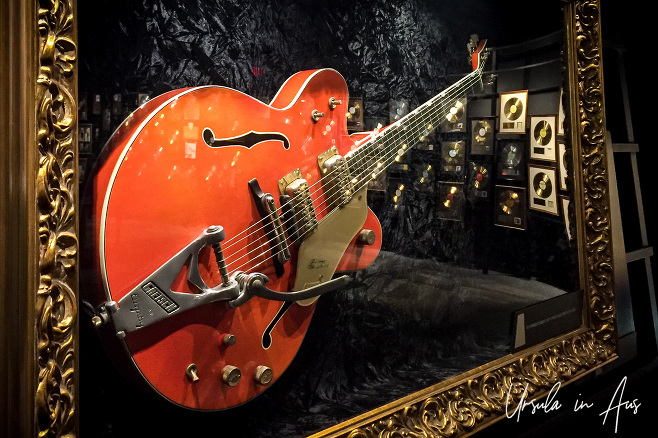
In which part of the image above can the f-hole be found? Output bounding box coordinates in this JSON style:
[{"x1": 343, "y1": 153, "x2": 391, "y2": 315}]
[{"x1": 261, "y1": 301, "x2": 293, "y2": 349}]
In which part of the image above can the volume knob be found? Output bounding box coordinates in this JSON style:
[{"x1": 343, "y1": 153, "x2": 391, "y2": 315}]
[
  {"x1": 254, "y1": 365, "x2": 274, "y2": 386},
  {"x1": 358, "y1": 229, "x2": 376, "y2": 246},
  {"x1": 221, "y1": 365, "x2": 242, "y2": 387}
]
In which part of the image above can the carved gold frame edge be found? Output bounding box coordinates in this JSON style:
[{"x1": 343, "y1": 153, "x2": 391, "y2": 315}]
[
  {"x1": 311, "y1": 0, "x2": 616, "y2": 436},
  {"x1": 2, "y1": 0, "x2": 612, "y2": 436}
]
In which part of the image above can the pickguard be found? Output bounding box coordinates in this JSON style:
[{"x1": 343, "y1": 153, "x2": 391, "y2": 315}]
[{"x1": 293, "y1": 186, "x2": 369, "y2": 306}]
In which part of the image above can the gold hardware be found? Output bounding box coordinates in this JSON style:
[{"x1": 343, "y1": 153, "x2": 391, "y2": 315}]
[
  {"x1": 358, "y1": 229, "x2": 376, "y2": 246},
  {"x1": 311, "y1": 110, "x2": 325, "y2": 122},
  {"x1": 329, "y1": 97, "x2": 342, "y2": 109},
  {"x1": 186, "y1": 364, "x2": 199, "y2": 382},
  {"x1": 278, "y1": 169, "x2": 318, "y2": 237},
  {"x1": 222, "y1": 333, "x2": 236, "y2": 346},
  {"x1": 254, "y1": 365, "x2": 274, "y2": 386},
  {"x1": 221, "y1": 365, "x2": 242, "y2": 387},
  {"x1": 317, "y1": 147, "x2": 353, "y2": 209}
]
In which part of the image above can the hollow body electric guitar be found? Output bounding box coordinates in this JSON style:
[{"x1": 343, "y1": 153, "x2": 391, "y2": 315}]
[{"x1": 88, "y1": 39, "x2": 488, "y2": 410}]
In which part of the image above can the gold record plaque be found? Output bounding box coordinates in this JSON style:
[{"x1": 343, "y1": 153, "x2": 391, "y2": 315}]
[
  {"x1": 346, "y1": 96, "x2": 364, "y2": 132},
  {"x1": 471, "y1": 118, "x2": 494, "y2": 155},
  {"x1": 560, "y1": 195, "x2": 573, "y2": 242},
  {"x1": 499, "y1": 90, "x2": 528, "y2": 134},
  {"x1": 494, "y1": 185, "x2": 527, "y2": 230},
  {"x1": 389, "y1": 98, "x2": 409, "y2": 124},
  {"x1": 529, "y1": 115, "x2": 557, "y2": 161},
  {"x1": 558, "y1": 142, "x2": 568, "y2": 190},
  {"x1": 497, "y1": 139, "x2": 525, "y2": 180},
  {"x1": 438, "y1": 182, "x2": 465, "y2": 221},
  {"x1": 441, "y1": 140, "x2": 465, "y2": 173},
  {"x1": 440, "y1": 98, "x2": 467, "y2": 132},
  {"x1": 528, "y1": 165, "x2": 559, "y2": 215},
  {"x1": 469, "y1": 162, "x2": 491, "y2": 199}
]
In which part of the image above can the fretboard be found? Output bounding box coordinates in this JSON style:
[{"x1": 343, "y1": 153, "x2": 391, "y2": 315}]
[{"x1": 345, "y1": 68, "x2": 482, "y2": 191}]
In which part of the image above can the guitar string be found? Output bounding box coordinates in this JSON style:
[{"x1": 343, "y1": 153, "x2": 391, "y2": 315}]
[
  {"x1": 221, "y1": 69, "x2": 483, "y2": 275},
  {"x1": 222, "y1": 70, "x2": 483, "y2": 273},
  {"x1": 219, "y1": 67, "x2": 482, "y2": 258},
  {"x1": 223, "y1": 70, "x2": 482, "y2": 274},
  {"x1": 220, "y1": 70, "x2": 482, "y2": 270},
  {"x1": 218, "y1": 66, "x2": 482, "y2": 257}
]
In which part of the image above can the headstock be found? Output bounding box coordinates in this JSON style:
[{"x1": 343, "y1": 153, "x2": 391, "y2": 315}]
[{"x1": 468, "y1": 34, "x2": 490, "y2": 72}]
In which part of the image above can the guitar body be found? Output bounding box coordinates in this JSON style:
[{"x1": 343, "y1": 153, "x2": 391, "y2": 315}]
[{"x1": 88, "y1": 68, "x2": 382, "y2": 410}]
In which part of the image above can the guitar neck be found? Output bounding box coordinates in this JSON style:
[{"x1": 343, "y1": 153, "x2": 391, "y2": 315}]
[{"x1": 345, "y1": 68, "x2": 482, "y2": 190}]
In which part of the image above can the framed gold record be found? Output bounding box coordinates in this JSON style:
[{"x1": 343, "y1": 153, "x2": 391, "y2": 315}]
[
  {"x1": 560, "y1": 195, "x2": 573, "y2": 242},
  {"x1": 440, "y1": 97, "x2": 467, "y2": 132},
  {"x1": 468, "y1": 161, "x2": 492, "y2": 200},
  {"x1": 494, "y1": 185, "x2": 527, "y2": 230},
  {"x1": 438, "y1": 181, "x2": 465, "y2": 221},
  {"x1": 498, "y1": 90, "x2": 528, "y2": 134},
  {"x1": 558, "y1": 141, "x2": 568, "y2": 190},
  {"x1": 346, "y1": 96, "x2": 364, "y2": 132},
  {"x1": 441, "y1": 140, "x2": 465, "y2": 173},
  {"x1": 529, "y1": 114, "x2": 557, "y2": 161},
  {"x1": 389, "y1": 98, "x2": 409, "y2": 124},
  {"x1": 497, "y1": 138, "x2": 525, "y2": 181},
  {"x1": 528, "y1": 164, "x2": 559, "y2": 215},
  {"x1": 470, "y1": 118, "x2": 495, "y2": 155}
]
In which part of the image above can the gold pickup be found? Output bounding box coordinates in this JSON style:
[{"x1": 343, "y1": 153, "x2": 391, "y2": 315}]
[
  {"x1": 317, "y1": 146, "x2": 353, "y2": 210},
  {"x1": 278, "y1": 169, "x2": 318, "y2": 239}
]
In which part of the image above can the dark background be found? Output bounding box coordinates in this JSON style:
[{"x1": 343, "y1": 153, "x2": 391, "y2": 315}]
[{"x1": 76, "y1": 0, "x2": 657, "y2": 437}]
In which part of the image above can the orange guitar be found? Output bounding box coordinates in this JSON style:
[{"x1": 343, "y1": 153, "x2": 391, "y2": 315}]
[{"x1": 87, "y1": 38, "x2": 488, "y2": 410}]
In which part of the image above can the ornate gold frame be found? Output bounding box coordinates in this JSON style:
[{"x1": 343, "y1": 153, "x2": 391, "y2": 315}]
[{"x1": 0, "y1": 0, "x2": 613, "y2": 436}]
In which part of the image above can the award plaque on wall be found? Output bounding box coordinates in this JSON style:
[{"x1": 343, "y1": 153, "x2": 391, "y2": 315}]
[
  {"x1": 389, "y1": 98, "x2": 409, "y2": 124},
  {"x1": 497, "y1": 138, "x2": 526, "y2": 181},
  {"x1": 494, "y1": 185, "x2": 527, "y2": 230},
  {"x1": 529, "y1": 165, "x2": 559, "y2": 215},
  {"x1": 414, "y1": 162, "x2": 435, "y2": 191},
  {"x1": 368, "y1": 168, "x2": 387, "y2": 191},
  {"x1": 470, "y1": 118, "x2": 495, "y2": 155},
  {"x1": 438, "y1": 181, "x2": 465, "y2": 221},
  {"x1": 468, "y1": 161, "x2": 492, "y2": 200},
  {"x1": 558, "y1": 142, "x2": 568, "y2": 190},
  {"x1": 529, "y1": 115, "x2": 557, "y2": 161},
  {"x1": 440, "y1": 97, "x2": 467, "y2": 132},
  {"x1": 561, "y1": 195, "x2": 573, "y2": 242},
  {"x1": 558, "y1": 87, "x2": 566, "y2": 136},
  {"x1": 499, "y1": 90, "x2": 528, "y2": 134},
  {"x1": 347, "y1": 96, "x2": 364, "y2": 132},
  {"x1": 441, "y1": 140, "x2": 465, "y2": 173}
]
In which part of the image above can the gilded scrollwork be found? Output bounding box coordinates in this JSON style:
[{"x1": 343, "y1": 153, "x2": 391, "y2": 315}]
[
  {"x1": 36, "y1": 0, "x2": 78, "y2": 436},
  {"x1": 322, "y1": 2, "x2": 616, "y2": 437}
]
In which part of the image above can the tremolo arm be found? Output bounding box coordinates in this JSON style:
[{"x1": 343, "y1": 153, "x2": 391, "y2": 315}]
[
  {"x1": 95, "y1": 226, "x2": 240, "y2": 338},
  {"x1": 94, "y1": 225, "x2": 347, "y2": 337}
]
